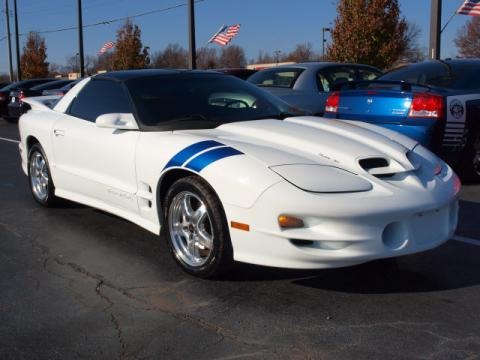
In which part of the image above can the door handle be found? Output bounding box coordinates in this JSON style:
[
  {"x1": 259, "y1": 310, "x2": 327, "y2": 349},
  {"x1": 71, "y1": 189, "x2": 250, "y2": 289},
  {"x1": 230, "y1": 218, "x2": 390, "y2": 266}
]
[{"x1": 53, "y1": 129, "x2": 65, "y2": 137}]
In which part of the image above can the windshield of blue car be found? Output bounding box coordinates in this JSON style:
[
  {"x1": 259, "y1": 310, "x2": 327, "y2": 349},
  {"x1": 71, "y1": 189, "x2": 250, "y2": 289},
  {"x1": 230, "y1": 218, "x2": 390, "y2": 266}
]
[
  {"x1": 379, "y1": 61, "x2": 480, "y2": 91},
  {"x1": 125, "y1": 74, "x2": 303, "y2": 129},
  {"x1": 247, "y1": 68, "x2": 304, "y2": 88}
]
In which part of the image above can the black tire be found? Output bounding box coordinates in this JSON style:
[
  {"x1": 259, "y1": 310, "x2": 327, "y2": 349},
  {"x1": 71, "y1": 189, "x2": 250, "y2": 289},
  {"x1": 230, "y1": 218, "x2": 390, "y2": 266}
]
[
  {"x1": 27, "y1": 143, "x2": 59, "y2": 207},
  {"x1": 459, "y1": 133, "x2": 480, "y2": 183},
  {"x1": 163, "y1": 175, "x2": 233, "y2": 278}
]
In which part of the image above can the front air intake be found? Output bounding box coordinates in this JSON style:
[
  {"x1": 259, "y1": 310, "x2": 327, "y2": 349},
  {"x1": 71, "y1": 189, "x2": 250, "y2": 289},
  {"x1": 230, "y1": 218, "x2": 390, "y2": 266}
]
[
  {"x1": 359, "y1": 158, "x2": 389, "y2": 171},
  {"x1": 359, "y1": 157, "x2": 397, "y2": 178}
]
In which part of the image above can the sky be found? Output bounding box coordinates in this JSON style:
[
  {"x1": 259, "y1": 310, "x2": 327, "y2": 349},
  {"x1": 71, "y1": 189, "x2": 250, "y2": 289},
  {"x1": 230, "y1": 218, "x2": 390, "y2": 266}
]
[{"x1": 0, "y1": 0, "x2": 474, "y2": 74}]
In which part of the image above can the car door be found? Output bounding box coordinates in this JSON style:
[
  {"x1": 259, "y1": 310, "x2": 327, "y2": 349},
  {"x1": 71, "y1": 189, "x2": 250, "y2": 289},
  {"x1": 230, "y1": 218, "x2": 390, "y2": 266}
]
[{"x1": 51, "y1": 78, "x2": 140, "y2": 213}]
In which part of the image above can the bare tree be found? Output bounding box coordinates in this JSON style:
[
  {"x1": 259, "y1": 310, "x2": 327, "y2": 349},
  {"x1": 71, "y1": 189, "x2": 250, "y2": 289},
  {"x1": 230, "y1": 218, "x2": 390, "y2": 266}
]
[
  {"x1": 49, "y1": 62, "x2": 62, "y2": 77},
  {"x1": 93, "y1": 53, "x2": 114, "y2": 73},
  {"x1": 152, "y1": 43, "x2": 188, "y2": 69},
  {"x1": 196, "y1": 47, "x2": 218, "y2": 69},
  {"x1": 0, "y1": 73, "x2": 10, "y2": 82},
  {"x1": 218, "y1": 45, "x2": 246, "y2": 68},
  {"x1": 397, "y1": 22, "x2": 426, "y2": 64},
  {"x1": 284, "y1": 43, "x2": 314, "y2": 62},
  {"x1": 455, "y1": 17, "x2": 480, "y2": 58},
  {"x1": 255, "y1": 50, "x2": 275, "y2": 64},
  {"x1": 64, "y1": 55, "x2": 79, "y2": 73}
]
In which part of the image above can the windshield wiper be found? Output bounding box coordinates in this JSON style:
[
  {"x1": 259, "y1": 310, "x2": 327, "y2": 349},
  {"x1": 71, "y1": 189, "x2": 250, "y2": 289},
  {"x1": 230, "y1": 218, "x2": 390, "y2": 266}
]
[{"x1": 166, "y1": 114, "x2": 211, "y2": 122}]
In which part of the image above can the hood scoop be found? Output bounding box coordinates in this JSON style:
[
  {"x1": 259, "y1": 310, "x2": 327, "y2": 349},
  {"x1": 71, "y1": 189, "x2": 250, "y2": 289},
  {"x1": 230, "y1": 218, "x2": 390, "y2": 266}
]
[{"x1": 359, "y1": 155, "x2": 418, "y2": 178}]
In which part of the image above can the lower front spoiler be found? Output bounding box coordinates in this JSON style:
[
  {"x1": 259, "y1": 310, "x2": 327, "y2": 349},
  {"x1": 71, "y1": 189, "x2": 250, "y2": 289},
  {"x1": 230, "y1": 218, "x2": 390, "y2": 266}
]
[{"x1": 227, "y1": 197, "x2": 459, "y2": 270}]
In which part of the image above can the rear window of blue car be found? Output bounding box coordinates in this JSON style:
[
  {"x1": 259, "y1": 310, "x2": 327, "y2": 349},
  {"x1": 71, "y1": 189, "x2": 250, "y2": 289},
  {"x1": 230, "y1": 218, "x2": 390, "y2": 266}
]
[
  {"x1": 248, "y1": 68, "x2": 304, "y2": 88},
  {"x1": 380, "y1": 62, "x2": 480, "y2": 91}
]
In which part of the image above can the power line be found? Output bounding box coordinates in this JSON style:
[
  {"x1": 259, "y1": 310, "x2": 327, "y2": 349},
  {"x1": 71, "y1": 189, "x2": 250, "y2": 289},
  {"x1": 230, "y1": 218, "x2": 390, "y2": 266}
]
[{"x1": 0, "y1": 0, "x2": 204, "y2": 41}]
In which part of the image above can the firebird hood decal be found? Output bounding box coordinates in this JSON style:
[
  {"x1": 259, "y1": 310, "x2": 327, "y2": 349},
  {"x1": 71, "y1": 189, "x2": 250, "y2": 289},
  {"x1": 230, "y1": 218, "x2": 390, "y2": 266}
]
[{"x1": 163, "y1": 140, "x2": 243, "y2": 172}]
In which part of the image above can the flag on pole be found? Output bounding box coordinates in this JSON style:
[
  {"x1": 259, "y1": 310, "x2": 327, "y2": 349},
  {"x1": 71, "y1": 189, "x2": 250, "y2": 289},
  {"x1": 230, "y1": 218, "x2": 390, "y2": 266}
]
[
  {"x1": 208, "y1": 24, "x2": 241, "y2": 46},
  {"x1": 98, "y1": 41, "x2": 115, "y2": 55},
  {"x1": 457, "y1": 0, "x2": 480, "y2": 16}
]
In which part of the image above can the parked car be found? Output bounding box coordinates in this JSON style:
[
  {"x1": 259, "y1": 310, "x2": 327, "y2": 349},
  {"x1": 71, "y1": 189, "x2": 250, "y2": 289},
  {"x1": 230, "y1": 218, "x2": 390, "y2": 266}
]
[
  {"x1": 42, "y1": 79, "x2": 81, "y2": 96},
  {"x1": 247, "y1": 62, "x2": 382, "y2": 115},
  {"x1": 0, "y1": 78, "x2": 56, "y2": 122},
  {"x1": 19, "y1": 70, "x2": 459, "y2": 278},
  {"x1": 7, "y1": 79, "x2": 74, "y2": 120},
  {"x1": 0, "y1": 82, "x2": 10, "y2": 88},
  {"x1": 215, "y1": 68, "x2": 257, "y2": 80},
  {"x1": 324, "y1": 59, "x2": 480, "y2": 181}
]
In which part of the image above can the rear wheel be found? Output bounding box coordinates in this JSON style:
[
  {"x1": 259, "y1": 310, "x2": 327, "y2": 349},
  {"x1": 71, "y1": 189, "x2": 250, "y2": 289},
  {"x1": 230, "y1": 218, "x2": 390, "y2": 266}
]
[
  {"x1": 28, "y1": 144, "x2": 59, "y2": 207},
  {"x1": 163, "y1": 176, "x2": 233, "y2": 278}
]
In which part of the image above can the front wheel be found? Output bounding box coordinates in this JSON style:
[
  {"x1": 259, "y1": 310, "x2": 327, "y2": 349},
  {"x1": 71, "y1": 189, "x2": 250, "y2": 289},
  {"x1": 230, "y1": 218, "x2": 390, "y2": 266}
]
[{"x1": 163, "y1": 176, "x2": 233, "y2": 278}]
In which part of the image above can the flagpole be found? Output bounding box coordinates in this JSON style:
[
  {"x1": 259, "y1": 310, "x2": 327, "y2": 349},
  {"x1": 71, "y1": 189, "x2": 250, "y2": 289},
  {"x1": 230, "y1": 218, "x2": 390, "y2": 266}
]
[
  {"x1": 207, "y1": 24, "x2": 226, "y2": 45},
  {"x1": 441, "y1": 0, "x2": 464, "y2": 34}
]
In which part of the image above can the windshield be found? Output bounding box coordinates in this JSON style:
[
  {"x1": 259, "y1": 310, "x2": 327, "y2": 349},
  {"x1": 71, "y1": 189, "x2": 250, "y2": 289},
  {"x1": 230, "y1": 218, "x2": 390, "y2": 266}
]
[
  {"x1": 380, "y1": 61, "x2": 480, "y2": 90},
  {"x1": 125, "y1": 74, "x2": 303, "y2": 129}
]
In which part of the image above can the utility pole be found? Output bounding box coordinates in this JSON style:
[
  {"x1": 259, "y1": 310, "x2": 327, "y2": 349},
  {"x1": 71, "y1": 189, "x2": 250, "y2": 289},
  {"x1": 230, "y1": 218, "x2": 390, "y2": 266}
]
[
  {"x1": 77, "y1": 0, "x2": 85, "y2": 77},
  {"x1": 322, "y1": 27, "x2": 331, "y2": 60},
  {"x1": 4, "y1": 0, "x2": 14, "y2": 81},
  {"x1": 188, "y1": 0, "x2": 196, "y2": 69},
  {"x1": 429, "y1": 0, "x2": 442, "y2": 60},
  {"x1": 13, "y1": 0, "x2": 20, "y2": 80}
]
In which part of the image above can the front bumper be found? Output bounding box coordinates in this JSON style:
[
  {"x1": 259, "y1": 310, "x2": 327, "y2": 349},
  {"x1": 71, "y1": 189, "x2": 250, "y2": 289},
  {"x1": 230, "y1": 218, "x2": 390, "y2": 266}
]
[{"x1": 225, "y1": 167, "x2": 460, "y2": 269}]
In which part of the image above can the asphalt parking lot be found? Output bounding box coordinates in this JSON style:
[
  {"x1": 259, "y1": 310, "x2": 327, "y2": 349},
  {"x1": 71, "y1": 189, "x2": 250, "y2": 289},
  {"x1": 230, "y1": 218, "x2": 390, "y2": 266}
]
[{"x1": 1, "y1": 119, "x2": 480, "y2": 360}]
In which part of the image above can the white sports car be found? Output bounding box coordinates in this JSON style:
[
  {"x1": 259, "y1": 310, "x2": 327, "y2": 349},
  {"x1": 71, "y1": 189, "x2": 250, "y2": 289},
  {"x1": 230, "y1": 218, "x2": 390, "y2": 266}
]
[{"x1": 19, "y1": 70, "x2": 460, "y2": 278}]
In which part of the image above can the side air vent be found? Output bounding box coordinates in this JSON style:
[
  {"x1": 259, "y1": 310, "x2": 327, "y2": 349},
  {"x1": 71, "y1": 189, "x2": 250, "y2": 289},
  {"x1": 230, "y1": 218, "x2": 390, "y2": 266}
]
[{"x1": 359, "y1": 157, "x2": 389, "y2": 171}]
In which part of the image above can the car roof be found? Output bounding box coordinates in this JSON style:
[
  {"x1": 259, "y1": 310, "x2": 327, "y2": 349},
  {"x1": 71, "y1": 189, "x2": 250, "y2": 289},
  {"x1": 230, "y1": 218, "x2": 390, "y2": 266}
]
[
  {"x1": 31, "y1": 79, "x2": 72, "y2": 91},
  {"x1": 94, "y1": 69, "x2": 218, "y2": 81},
  {"x1": 267, "y1": 62, "x2": 380, "y2": 71}
]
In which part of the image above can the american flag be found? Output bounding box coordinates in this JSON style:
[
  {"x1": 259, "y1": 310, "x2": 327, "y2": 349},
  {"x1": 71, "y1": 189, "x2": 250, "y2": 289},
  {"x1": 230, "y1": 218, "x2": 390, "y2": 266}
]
[
  {"x1": 98, "y1": 41, "x2": 115, "y2": 55},
  {"x1": 209, "y1": 24, "x2": 241, "y2": 46},
  {"x1": 458, "y1": 0, "x2": 480, "y2": 16}
]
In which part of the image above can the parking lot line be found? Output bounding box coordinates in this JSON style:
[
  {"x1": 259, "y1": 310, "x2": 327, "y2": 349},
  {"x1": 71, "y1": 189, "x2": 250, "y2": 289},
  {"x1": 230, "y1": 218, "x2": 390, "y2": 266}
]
[
  {"x1": 452, "y1": 235, "x2": 480, "y2": 246},
  {"x1": 0, "y1": 136, "x2": 20, "y2": 144}
]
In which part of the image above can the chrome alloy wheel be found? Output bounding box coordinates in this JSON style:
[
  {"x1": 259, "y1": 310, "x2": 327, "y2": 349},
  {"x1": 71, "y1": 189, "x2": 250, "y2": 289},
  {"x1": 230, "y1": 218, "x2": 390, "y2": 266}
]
[
  {"x1": 168, "y1": 191, "x2": 214, "y2": 267},
  {"x1": 29, "y1": 151, "x2": 49, "y2": 201}
]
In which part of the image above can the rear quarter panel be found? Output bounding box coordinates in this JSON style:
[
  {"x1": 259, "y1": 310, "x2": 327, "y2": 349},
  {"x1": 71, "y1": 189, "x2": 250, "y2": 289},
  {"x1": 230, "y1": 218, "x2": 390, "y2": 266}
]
[{"x1": 18, "y1": 110, "x2": 63, "y2": 176}]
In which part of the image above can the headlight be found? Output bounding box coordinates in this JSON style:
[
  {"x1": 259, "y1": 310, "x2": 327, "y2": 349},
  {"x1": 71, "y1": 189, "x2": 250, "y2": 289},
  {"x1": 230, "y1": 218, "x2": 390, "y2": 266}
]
[{"x1": 270, "y1": 164, "x2": 372, "y2": 193}]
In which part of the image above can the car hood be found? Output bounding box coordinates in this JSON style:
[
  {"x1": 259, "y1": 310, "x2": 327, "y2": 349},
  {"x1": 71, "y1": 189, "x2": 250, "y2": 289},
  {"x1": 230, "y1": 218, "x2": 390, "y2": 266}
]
[{"x1": 176, "y1": 116, "x2": 418, "y2": 175}]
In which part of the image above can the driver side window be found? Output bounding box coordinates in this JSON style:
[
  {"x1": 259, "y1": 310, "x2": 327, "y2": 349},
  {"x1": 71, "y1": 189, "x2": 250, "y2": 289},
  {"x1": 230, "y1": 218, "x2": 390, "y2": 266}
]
[
  {"x1": 317, "y1": 67, "x2": 357, "y2": 92},
  {"x1": 68, "y1": 79, "x2": 133, "y2": 122}
]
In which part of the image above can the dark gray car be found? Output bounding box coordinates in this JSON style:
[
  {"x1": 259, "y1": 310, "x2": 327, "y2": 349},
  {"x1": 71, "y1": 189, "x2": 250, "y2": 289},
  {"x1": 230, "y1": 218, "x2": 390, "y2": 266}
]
[{"x1": 248, "y1": 62, "x2": 381, "y2": 115}]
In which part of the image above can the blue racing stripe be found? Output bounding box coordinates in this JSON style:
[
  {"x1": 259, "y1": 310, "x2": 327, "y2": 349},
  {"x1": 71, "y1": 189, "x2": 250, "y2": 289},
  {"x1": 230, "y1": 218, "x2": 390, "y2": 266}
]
[
  {"x1": 185, "y1": 147, "x2": 243, "y2": 172},
  {"x1": 163, "y1": 140, "x2": 224, "y2": 170}
]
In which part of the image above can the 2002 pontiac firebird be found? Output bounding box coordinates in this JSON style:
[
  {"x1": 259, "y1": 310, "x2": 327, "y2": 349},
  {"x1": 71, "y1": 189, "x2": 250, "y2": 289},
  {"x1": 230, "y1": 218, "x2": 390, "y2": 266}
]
[{"x1": 18, "y1": 70, "x2": 460, "y2": 278}]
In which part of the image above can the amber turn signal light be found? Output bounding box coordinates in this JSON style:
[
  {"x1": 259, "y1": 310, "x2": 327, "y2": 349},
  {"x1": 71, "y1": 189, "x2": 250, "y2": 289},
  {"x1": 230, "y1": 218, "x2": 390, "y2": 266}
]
[
  {"x1": 278, "y1": 215, "x2": 304, "y2": 229},
  {"x1": 231, "y1": 221, "x2": 250, "y2": 231}
]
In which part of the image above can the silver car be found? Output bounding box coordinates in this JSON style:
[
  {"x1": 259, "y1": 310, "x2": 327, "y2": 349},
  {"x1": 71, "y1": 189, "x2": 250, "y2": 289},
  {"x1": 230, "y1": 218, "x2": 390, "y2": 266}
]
[{"x1": 248, "y1": 62, "x2": 381, "y2": 115}]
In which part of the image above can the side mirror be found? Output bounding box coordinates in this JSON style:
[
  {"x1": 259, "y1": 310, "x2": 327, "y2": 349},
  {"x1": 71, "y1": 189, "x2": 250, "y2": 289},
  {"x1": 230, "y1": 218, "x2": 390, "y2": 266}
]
[{"x1": 95, "y1": 113, "x2": 139, "y2": 130}]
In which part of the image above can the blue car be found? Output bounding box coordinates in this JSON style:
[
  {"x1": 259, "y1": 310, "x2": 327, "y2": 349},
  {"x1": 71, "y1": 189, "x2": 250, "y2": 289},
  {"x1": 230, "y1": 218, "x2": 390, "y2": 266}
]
[{"x1": 324, "y1": 59, "x2": 480, "y2": 181}]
